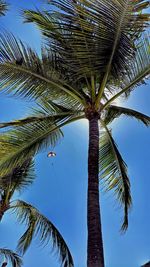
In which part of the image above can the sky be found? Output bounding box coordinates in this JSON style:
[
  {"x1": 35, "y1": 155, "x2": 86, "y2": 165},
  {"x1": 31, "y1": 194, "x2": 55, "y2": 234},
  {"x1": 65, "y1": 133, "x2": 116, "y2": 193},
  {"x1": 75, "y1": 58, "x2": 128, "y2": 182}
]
[{"x1": 0, "y1": 1, "x2": 150, "y2": 267}]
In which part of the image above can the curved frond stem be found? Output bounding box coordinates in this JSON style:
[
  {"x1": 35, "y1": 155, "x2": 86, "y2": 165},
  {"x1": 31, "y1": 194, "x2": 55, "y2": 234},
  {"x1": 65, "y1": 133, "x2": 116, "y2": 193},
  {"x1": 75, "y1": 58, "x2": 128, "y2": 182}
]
[
  {"x1": 101, "y1": 120, "x2": 125, "y2": 177},
  {"x1": 102, "y1": 66, "x2": 150, "y2": 110},
  {"x1": 0, "y1": 112, "x2": 82, "y2": 129},
  {"x1": 12, "y1": 200, "x2": 74, "y2": 267},
  {"x1": 91, "y1": 75, "x2": 96, "y2": 103},
  {"x1": 3, "y1": 63, "x2": 86, "y2": 106},
  {"x1": 104, "y1": 105, "x2": 150, "y2": 126},
  {"x1": 0, "y1": 114, "x2": 85, "y2": 175},
  {"x1": 100, "y1": 120, "x2": 132, "y2": 230},
  {"x1": 70, "y1": 2, "x2": 94, "y2": 98},
  {"x1": 95, "y1": 0, "x2": 130, "y2": 109},
  {"x1": 102, "y1": 37, "x2": 150, "y2": 109}
]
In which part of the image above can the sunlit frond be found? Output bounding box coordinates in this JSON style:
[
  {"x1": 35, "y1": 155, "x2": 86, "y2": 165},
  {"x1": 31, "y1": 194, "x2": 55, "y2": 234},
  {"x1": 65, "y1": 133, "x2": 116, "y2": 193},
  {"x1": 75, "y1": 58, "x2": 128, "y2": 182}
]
[
  {"x1": 24, "y1": 0, "x2": 149, "y2": 103},
  {"x1": 0, "y1": 118, "x2": 61, "y2": 175},
  {"x1": 0, "y1": 248, "x2": 22, "y2": 267},
  {"x1": 99, "y1": 124, "x2": 132, "y2": 230},
  {"x1": 104, "y1": 105, "x2": 150, "y2": 126},
  {"x1": 0, "y1": 32, "x2": 85, "y2": 106},
  {"x1": 0, "y1": 113, "x2": 84, "y2": 176},
  {"x1": 13, "y1": 200, "x2": 74, "y2": 267},
  {"x1": 123, "y1": 37, "x2": 150, "y2": 97},
  {"x1": 103, "y1": 37, "x2": 150, "y2": 108}
]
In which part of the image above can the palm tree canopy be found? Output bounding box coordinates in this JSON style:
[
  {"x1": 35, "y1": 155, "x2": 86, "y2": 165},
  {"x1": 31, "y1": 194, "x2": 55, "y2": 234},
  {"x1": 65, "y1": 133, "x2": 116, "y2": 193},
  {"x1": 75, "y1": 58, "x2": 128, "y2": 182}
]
[
  {"x1": 0, "y1": 0, "x2": 149, "y2": 230},
  {"x1": 0, "y1": 248, "x2": 22, "y2": 267}
]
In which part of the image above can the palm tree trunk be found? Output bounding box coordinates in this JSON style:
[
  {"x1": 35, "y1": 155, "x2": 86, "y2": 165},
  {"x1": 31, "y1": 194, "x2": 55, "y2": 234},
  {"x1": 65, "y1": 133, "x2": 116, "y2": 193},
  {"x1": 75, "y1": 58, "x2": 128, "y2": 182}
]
[{"x1": 87, "y1": 116, "x2": 104, "y2": 267}]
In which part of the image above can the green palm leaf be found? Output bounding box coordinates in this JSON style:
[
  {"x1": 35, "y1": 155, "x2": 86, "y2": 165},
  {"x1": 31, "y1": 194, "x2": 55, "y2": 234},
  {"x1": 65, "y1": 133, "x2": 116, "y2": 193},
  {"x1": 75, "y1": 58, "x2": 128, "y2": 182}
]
[
  {"x1": 0, "y1": 248, "x2": 22, "y2": 267},
  {"x1": 104, "y1": 105, "x2": 150, "y2": 126},
  {"x1": 0, "y1": 109, "x2": 83, "y2": 129},
  {"x1": 0, "y1": 113, "x2": 84, "y2": 176},
  {"x1": 99, "y1": 124, "x2": 131, "y2": 230},
  {"x1": 103, "y1": 37, "x2": 150, "y2": 108},
  {"x1": 12, "y1": 200, "x2": 74, "y2": 267},
  {"x1": 0, "y1": 159, "x2": 35, "y2": 221},
  {"x1": 0, "y1": 32, "x2": 85, "y2": 106},
  {"x1": 0, "y1": 158, "x2": 34, "y2": 192},
  {"x1": 0, "y1": 118, "x2": 61, "y2": 175},
  {"x1": 24, "y1": 0, "x2": 149, "y2": 105}
]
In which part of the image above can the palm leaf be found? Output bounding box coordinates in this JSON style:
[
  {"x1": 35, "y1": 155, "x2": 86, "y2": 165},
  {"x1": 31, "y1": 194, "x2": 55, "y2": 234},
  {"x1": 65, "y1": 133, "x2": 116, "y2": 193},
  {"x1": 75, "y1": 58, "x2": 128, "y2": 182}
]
[
  {"x1": 0, "y1": 117, "x2": 61, "y2": 175},
  {"x1": 0, "y1": 248, "x2": 22, "y2": 267},
  {"x1": 12, "y1": 200, "x2": 74, "y2": 267},
  {"x1": 95, "y1": 0, "x2": 150, "y2": 105},
  {"x1": 0, "y1": 32, "x2": 85, "y2": 106},
  {"x1": 0, "y1": 158, "x2": 35, "y2": 193},
  {"x1": 0, "y1": 108, "x2": 83, "y2": 129},
  {"x1": 0, "y1": 1, "x2": 8, "y2": 16},
  {"x1": 0, "y1": 159, "x2": 35, "y2": 221},
  {"x1": 103, "y1": 37, "x2": 150, "y2": 108},
  {"x1": 104, "y1": 105, "x2": 150, "y2": 126},
  {"x1": 99, "y1": 123, "x2": 132, "y2": 230},
  {"x1": 24, "y1": 1, "x2": 149, "y2": 102},
  {"x1": 0, "y1": 113, "x2": 83, "y2": 176}
]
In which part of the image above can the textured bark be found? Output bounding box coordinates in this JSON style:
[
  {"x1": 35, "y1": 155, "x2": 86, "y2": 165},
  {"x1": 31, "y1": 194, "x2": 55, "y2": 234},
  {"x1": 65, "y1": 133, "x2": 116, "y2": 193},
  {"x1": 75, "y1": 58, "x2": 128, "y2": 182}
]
[{"x1": 87, "y1": 116, "x2": 104, "y2": 267}]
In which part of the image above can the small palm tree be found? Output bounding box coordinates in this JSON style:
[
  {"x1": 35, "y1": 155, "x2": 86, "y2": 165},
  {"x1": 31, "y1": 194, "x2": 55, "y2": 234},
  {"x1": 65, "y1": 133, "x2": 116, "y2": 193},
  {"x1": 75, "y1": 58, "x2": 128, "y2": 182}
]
[
  {"x1": 0, "y1": 1, "x2": 149, "y2": 266},
  {"x1": 0, "y1": 0, "x2": 8, "y2": 16},
  {"x1": 0, "y1": 161, "x2": 73, "y2": 267},
  {"x1": 0, "y1": 248, "x2": 22, "y2": 267}
]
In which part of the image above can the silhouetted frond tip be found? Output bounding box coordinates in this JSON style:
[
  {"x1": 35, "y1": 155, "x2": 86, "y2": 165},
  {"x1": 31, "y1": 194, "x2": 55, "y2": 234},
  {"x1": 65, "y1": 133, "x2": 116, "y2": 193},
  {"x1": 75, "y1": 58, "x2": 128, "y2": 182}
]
[
  {"x1": 99, "y1": 126, "x2": 132, "y2": 230},
  {"x1": 0, "y1": 248, "x2": 22, "y2": 267},
  {"x1": 0, "y1": 116, "x2": 64, "y2": 176},
  {"x1": 0, "y1": 158, "x2": 35, "y2": 192},
  {"x1": 13, "y1": 200, "x2": 74, "y2": 267},
  {"x1": 104, "y1": 105, "x2": 150, "y2": 126},
  {"x1": 0, "y1": 0, "x2": 8, "y2": 16}
]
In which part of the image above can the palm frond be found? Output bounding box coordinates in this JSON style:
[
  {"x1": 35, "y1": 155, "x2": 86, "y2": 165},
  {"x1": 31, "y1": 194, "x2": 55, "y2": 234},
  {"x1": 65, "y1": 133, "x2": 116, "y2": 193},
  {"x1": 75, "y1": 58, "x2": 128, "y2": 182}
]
[
  {"x1": 103, "y1": 37, "x2": 150, "y2": 108},
  {"x1": 0, "y1": 248, "x2": 22, "y2": 267},
  {"x1": 24, "y1": 1, "x2": 149, "y2": 102},
  {"x1": 0, "y1": 113, "x2": 83, "y2": 176},
  {"x1": 12, "y1": 200, "x2": 74, "y2": 267},
  {"x1": 0, "y1": 108, "x2": 83, "y2": 129},
  {"x1": 99, "y1": 123, "x2": 132, "y2": 230},
  {"x1": 0, "y1": 159, "x2": 34, "y2": 221},
  {"x1": 0, "y1": 1, "x2": 8, "y2": 16},
  {"x1": 0, "y1": 32, "x2": 85, "y2": 106},
  {"x1": 104, "y1": 105, "x2": 150, "y2": 126},
  {"x1": 0, "y1": 158, "x2": 35, "y2": 193}
]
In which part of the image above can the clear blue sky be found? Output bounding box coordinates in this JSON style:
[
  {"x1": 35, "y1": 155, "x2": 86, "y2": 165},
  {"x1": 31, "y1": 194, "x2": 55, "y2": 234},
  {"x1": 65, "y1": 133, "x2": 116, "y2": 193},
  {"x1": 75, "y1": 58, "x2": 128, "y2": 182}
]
[{"x1": 0, "y1": 1, "x2": 150, "y2": 267}]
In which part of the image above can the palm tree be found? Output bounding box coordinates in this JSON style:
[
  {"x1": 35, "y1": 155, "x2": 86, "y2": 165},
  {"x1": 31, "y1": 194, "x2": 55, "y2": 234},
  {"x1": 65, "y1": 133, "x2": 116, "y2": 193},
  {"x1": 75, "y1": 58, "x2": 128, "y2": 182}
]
[
  {"x1": 0, "y1": 1, "x2": 149, "y2": 266},
  {"x1": 0, "y1": 248, "x2": 22, "y2": 267},
  {"x1": 0, "y1": 0, "x2": 8, "y2": 16},
  {"x1": 0, "y1": 161, "x2": 73, "y2": 267}
]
